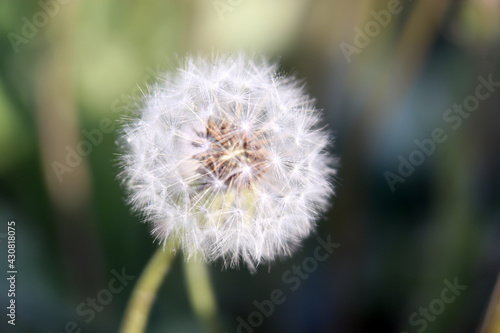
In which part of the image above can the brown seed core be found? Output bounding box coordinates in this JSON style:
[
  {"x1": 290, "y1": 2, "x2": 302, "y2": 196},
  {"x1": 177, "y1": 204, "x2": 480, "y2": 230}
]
[{"x1": 193, "y1": 118, "x2": 267, "y2": 190}]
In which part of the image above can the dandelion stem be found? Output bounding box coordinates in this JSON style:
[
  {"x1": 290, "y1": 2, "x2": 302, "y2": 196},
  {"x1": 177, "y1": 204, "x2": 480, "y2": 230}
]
[
  {"x1": 183, "y1": 258, "x2": 221, "y2": 333},
  {"x1": 120, "y1": 247, "x2": 175, "y2": 333}
]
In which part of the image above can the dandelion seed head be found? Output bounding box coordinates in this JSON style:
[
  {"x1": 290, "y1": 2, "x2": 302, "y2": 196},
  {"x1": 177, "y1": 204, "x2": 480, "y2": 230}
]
[{"x1": 120, "y1": 53, "x2": 336, "y2": 271}]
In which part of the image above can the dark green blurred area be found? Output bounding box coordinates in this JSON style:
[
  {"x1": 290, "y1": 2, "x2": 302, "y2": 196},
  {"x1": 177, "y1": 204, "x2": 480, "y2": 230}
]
[{"x1": 0, "y1": 1, "x2": 499, "y2": 332}]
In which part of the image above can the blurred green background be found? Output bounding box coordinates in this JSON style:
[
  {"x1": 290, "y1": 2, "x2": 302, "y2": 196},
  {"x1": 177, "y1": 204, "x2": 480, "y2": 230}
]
[{"x1": 0, "y1": 0, "x2": 499, "y2": 332}]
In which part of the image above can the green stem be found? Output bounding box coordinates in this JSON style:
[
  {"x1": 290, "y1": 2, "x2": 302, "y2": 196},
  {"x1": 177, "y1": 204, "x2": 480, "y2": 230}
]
[
  {"x1": 120, "y1": 247, "x2": 175, "y2": 333},
  {"x1": 183, "y1": 258, "x2": 221, "y2": 332}
]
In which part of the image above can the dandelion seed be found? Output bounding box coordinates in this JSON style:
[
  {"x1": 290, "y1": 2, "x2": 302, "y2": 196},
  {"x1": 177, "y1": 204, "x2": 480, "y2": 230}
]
[{"x1": 120, "y1": 54, "x2": 336, "y2": 271}]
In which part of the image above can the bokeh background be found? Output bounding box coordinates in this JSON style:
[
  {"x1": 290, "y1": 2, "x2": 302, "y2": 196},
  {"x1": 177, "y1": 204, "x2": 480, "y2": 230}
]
[{"x1": 0, "y1": 0, "x2": 499, "y2": 332}]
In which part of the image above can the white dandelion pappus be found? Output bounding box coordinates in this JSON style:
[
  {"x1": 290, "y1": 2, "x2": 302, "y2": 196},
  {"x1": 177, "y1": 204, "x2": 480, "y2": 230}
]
[{"x1": 120, "y1": 54, "x2": 336, "y2": 271}]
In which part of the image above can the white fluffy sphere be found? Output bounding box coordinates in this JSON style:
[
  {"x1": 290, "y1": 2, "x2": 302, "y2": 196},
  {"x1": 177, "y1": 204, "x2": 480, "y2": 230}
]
[{"x1": 120, "y1": 54, "x2": 336, "y2": 271}]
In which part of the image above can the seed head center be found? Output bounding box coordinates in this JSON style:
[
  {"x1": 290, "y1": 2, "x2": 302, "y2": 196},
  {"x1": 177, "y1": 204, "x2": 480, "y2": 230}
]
[{"x1": 194, "y1": 118, "x2": 267, "y2": 190}]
